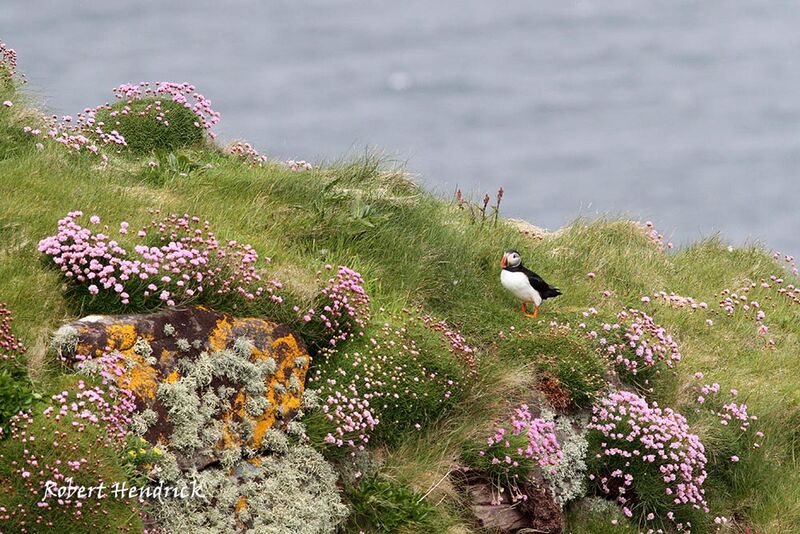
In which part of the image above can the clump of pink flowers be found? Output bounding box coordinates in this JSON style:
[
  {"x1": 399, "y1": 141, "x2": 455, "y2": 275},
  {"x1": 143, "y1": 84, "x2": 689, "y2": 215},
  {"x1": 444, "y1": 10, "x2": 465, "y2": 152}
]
[
  {"x1": 588, "y1": 390, "x2": 709, "y2": 525},
  {"x1": 285, "y1": 159, "x2": 313, "y2": 171},
  {"x1": 309, "y1": 316, "x2": 464, "y2": 452},
  {"x1": 586, "y1": 308, "x2": 681, "y2": 376},
  {"x1": 109, "y1": 81, "x2": 220, "y2": 137},
  {"x1": 640, "y1": 221, "x2": 673, "y2": 250},
  {"x1": 648, "y1": 291, "x2": 708, "y2": 311},
  {"x1": 716, "y1": 266, "x2": 800, "y2": 346},
  {"x1": 474, "y1": 404, "x2": 561, "y2": 504},
  {"x1": 225, "y1": 141, "x2": 268, "y2": 166},
  {"x1": 691, "y1": 373, "x2": 763, "y2": 451},
  {"x1": 718, "y1": 287, "x2": 773, "y2": 345},
  {"x1": 2, "y1": 375, "x2": 136, "y2": 528},
  {"x1": 0, "y1": 302, "x2": 26, "y2": 363},
  {"x1": 484, "y1": 404, "x2": 561, "y2": 468},
  {"x1": 320, "y1": 383, "x2": 378, "y2": 449},
  {"x1": 27, "y1": 80, "x2": 219, "y2": 156},
  {"x1": 225, "y1": 142, "x2": 315, "y2": 171},
  {"x1": 304, "y1": 265, "x2": 370, "y2": 345},
  {"x1": 0, "y1": 40, "x2": 21, "y2": 81},
  {"x1": 38, "y1": 210, "x2": 282, "y2": 307}
]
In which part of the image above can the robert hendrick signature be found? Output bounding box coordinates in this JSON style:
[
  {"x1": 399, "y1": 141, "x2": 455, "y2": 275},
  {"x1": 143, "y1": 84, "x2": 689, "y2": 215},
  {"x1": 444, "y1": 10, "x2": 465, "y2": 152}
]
[{"x1": 43, "y1": 478, "x2": 205, "y2": 502}]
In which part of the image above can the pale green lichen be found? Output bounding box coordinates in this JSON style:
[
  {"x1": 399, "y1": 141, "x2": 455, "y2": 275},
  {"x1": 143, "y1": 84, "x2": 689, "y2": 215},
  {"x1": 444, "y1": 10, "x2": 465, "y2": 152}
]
[
  {"x1": 77, "y1": 358, "x2": 104, "y2": 376},
  {"x1": 163, "y1": 323, "x2": 176, "y2": 337},
  {"x1": 130, "y1": 408, "x2": 158, "y2": 437},
  {"x1": 294, "y1": 356, "x2": 308, "y2": 368},
  {"x1": 51, "y1": 325, "x2": 79, "y2": 359},
  {"x1": 155, "y1": 450, "x2": 182, "y2": 483},
  {"x1": 213, "y1": 349, "x2": 264, "y2": 393},
  {"x1": 220, "y1": 446, "x2": 242, "y2": 469},
  {"x1": 148, "y1": 445, "x2": 348, "y2": 534},
  {"x1": 157, "y1": 379, "x2": 205, "y2": 453},
  {"x1": 286, "y1": 421, "x2": 306, "y2": 439},
  {"x1": 245, "y1": 395, "x2": 270, "y2": 418},
  {"x1": 233, "y1": 336, "x2": 254, "y2": 359},
  {"x1": 176, "y1": 338, "x2": 191, "y2": 352},
  {"x1": 301, "y1": 389, "x2": 319, "y2": 411},
  {"x1": 133, "y1": 336, "x2": 154, "y2": 359},
  {"x1": 289, "y1": 374, "x2": 301, "y2": 393},
  {"x1": 541, "y1": 410, "x2": 589, "y2": 508},
  {"x1": 189, "y1": 351, "x2": 216, "y2": 388},
  {"x1": 129, "y1": 338, "x2": 327, "y2": 534},
  {"x1": 260, "y1": 429, "x2": 289, "y2": 454}
]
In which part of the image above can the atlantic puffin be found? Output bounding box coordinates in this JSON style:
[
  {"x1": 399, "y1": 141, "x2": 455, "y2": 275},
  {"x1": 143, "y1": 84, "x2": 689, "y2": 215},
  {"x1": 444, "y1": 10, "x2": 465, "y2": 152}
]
[{"x1": 500, "y1": 250, "x2": 562, "y2": 318}]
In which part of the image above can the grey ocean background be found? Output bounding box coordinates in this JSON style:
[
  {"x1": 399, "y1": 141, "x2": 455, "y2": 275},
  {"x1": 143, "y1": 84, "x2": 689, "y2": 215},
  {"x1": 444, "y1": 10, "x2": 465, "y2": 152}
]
[{"x1": 2, "y1": 0, "x2": 799, "y2": 255}]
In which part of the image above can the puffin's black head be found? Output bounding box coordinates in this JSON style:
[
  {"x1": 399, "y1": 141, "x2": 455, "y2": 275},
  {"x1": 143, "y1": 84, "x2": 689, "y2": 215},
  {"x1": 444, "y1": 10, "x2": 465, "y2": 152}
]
[{"x1": 500, "y1": 250, "x2": 522, "y2": 268}]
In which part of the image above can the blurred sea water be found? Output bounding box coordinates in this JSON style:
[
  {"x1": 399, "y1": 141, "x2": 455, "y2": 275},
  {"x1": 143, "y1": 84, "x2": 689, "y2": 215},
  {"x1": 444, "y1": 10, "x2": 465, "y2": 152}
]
[{"x1": 2, "y1": 0, "x2": 799, "y2": 255}]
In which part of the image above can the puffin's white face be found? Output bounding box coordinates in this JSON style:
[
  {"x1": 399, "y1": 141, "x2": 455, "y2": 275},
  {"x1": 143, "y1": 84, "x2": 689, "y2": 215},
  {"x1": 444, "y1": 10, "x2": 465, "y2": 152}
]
[{"x1": 501, "y1": 251, "x2": 522, "y2": 268}]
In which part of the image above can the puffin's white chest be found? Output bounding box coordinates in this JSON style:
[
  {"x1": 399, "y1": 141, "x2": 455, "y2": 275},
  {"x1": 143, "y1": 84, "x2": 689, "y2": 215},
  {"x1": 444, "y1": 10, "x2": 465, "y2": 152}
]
[{"x1": 501, "y1": 269, "x2": 542, "y2": 306}]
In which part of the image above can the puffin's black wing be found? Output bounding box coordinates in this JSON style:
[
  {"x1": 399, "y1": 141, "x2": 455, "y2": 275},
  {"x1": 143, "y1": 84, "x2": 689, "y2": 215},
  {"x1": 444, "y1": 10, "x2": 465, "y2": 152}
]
[{"x1": 519, "y1": 265, "x2": 562, "y2": 300}]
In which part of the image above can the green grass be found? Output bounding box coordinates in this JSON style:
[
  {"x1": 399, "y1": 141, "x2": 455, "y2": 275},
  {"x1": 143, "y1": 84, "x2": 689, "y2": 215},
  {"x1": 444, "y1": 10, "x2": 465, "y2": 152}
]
[
  {"x1": 343, "y1": 476, "x2": 450, "y2": 534},
  {"x1": 0, "y1": 79, "x2": 799, "y2": 532}
]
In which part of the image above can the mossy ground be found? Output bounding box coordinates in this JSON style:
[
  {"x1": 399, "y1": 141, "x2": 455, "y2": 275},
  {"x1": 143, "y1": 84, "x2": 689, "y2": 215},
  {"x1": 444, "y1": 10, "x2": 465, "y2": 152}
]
[{"x1": 0, "y1": 79, "x2": 799, "y2": 533}]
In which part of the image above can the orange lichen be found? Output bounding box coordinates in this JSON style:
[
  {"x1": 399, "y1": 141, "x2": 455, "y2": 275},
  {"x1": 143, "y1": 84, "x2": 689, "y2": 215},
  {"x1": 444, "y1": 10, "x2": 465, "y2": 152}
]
[
  {"x1": 164, "y1": 370, "x2": 180, "y2": 383},
  {"x1": 106, "y1": 323, "x2": 138, "y2": 351},
  {"x1": 235, "y1": 496, "x2": 247, "y2": 514},
  {"x1": 208, "y1": 316, "x2": 234, "y2": 352},
  {"x1": 121, "y1": 354, "x2": 159, "y2": 400}
]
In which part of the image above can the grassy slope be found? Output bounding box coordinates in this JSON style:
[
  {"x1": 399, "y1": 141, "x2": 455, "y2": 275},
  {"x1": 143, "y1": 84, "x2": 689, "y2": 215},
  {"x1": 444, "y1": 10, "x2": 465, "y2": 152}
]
[{"x1": 1, "y1": 81, "x2": 799, "y2": 533}]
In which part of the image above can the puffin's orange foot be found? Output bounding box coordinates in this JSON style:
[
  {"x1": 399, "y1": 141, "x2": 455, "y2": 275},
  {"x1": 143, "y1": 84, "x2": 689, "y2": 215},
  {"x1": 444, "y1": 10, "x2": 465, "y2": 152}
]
[{"x1": 521, "y1": 303, "x2": 539, "y2": 318}]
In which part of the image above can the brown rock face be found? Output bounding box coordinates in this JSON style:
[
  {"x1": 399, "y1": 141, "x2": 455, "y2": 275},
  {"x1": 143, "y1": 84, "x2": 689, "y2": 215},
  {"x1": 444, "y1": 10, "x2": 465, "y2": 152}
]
[{"x1": 57, "y1": 306, "x2": 309, "y2": 463}]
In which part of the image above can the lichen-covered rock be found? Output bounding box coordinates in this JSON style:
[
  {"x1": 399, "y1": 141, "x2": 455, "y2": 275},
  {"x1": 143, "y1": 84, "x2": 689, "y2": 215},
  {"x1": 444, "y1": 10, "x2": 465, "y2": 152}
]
[
  {"x1": 149, "y1": 444, "x2": 349, "y2": 533},
  {"x1": 55, "y1": 306, "x2": 309, "y2": 467}
]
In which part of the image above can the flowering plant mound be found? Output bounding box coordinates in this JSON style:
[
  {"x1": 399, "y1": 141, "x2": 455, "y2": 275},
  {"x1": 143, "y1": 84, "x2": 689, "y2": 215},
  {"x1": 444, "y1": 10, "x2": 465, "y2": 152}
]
[
  {"x1": 462, "y1": 404, "x2": 562, "y2": 504},
  {"x1": 0, "y1": 40, "x2": 21, "y2": 86},
  {"x1": 306, "y1": 312, "x2": 467, "y2": 452},
  {"x1": 587, "y1": 391, "x2": 709, "y2": 530},
  {"x1": 111, "y1": 82, "x2": 219, "y2": 134},
  {"x1": 92, "y1": 82, "x2": 218, "y2": 153},
  {"x1": 38, "y1": 211, "x2": 282, "y2": 309},
  {"x1": 301, "y1": 265, "x2": 370, "y2": 347},
  {"x1": 225, "y1": 141, "x2": 269, "y2": 166},
  {"x1": 583, "y1": 307, "x2": 681, "y2": 382},
  {"x1": 28, "y1": 81, "x2": 218, "y2": 158},
  {"x1": 0, "y1": 303, "x2": 34, "y2": 424}
]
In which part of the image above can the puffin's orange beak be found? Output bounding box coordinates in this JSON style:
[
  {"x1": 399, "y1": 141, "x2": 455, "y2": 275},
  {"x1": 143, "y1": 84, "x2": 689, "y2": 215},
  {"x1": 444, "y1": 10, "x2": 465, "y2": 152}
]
[{"x1": 500, "y1": 254, "x2": 507, "y2": 268}]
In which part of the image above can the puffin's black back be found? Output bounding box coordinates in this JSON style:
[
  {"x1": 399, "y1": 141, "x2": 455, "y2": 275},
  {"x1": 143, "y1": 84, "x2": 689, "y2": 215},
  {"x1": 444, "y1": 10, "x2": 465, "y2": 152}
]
[{"x1": 506, "y1": 263, "x2": 563, "y2": 300}]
